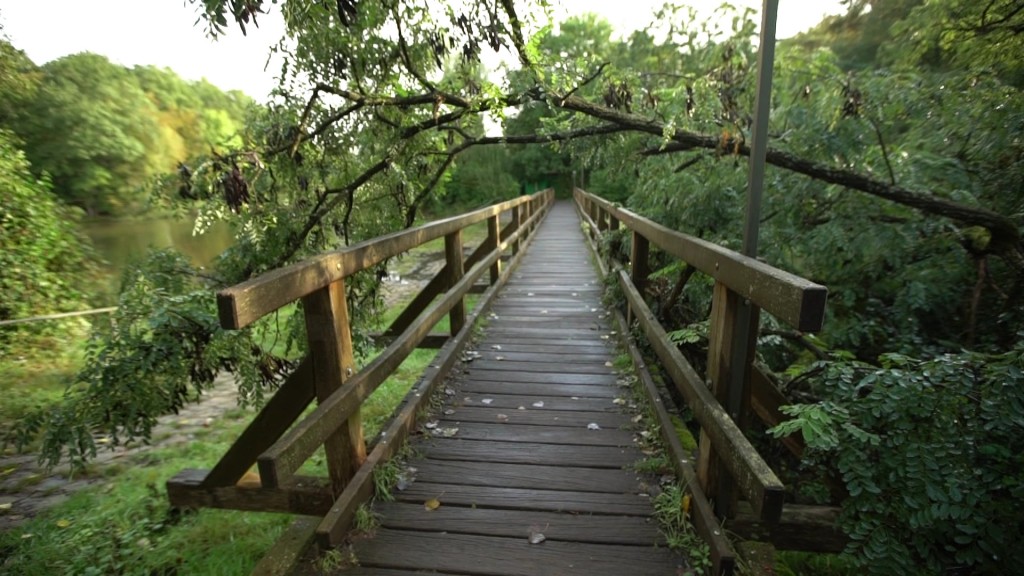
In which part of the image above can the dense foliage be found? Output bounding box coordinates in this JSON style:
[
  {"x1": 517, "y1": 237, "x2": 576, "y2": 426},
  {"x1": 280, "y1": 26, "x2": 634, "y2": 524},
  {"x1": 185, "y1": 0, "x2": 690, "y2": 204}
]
[
  {"x1": 0, "y1": 129, "x2": 99, "y2": 351},
  {"x1": 2, "y1": 1, "x2": 1022, "y2": 572},
  {"x1": 0, "y1": 45, "x2": 252, "y2": 215}
]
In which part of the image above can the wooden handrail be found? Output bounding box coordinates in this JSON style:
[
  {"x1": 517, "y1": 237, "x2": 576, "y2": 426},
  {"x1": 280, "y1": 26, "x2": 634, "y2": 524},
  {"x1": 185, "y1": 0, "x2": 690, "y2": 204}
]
[
  {"x1": 575, "y1": 189, "x2": 827, "y2": 332},
  {"x1": 218, "y1": 191, "x2": 552, "y2": 330},
  {"x1": 573, "y1": 187, "x2": 828, "y2": 526},
  {"x1": 257, "y1": 242, "x2": 504, "y2": 487}
]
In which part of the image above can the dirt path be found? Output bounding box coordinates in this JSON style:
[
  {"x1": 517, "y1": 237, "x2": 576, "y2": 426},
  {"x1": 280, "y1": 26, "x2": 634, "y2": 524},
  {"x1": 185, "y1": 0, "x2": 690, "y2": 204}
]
[{"x1": 0, "y1": 256, "x2": 444, "y2": 533}]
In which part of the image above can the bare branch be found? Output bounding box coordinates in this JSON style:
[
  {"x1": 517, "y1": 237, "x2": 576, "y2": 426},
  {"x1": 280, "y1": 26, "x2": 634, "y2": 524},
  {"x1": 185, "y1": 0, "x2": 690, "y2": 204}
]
[
  {"x1": 866, "y1": 116, "x2": 897, "y2": 186},
  {"x1": 560, "y1": 63, "x2": 611, "y2": 103}
]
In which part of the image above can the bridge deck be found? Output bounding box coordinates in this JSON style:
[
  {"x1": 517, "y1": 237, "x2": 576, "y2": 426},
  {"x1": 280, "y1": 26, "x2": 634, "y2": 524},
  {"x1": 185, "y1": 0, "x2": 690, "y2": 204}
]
[{"x1": 338, "y1": 202, "x2": 686, "y2": 575}]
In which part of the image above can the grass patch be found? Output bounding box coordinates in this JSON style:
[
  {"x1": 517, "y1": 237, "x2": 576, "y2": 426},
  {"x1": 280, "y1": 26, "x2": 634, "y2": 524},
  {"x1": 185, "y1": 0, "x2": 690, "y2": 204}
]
[
  {"x1": 0, "y1": 345, "x2": 86, "y2": 444},
  {"x1": 387, "y1": 220, "x2": 490, "y2": 279},
  {"x1": 0, "y1": 413, "x2": 292, "y2": 576},
  {"x1": 653, "y1": 483, "x2": 713, "y2": 574},
  {"x1": 774, "y1": 551, "x2": 858, "y2": 576}
]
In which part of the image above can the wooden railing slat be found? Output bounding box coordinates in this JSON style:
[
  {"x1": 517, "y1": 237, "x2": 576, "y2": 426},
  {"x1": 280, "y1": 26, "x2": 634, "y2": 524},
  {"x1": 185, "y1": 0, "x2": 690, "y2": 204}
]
[
  {"x1": 444, "y1": 231, "x2": 466, "y2": 336},
  {"x1": 384, "y1": 203, "x2": 547, "y2": 338},
  {"x1": 615, "y1": 267, "x2": 785, "y2": 523},
  {"x1": 574, "y1": 189, "x2": 827, "y2": 332},
  {"x1": 487, "y1": 215, "x2": 501, "y2": 284},
  {"x1": 257, "y1": 248, "x2": 500, "y2": 487},
  {"x1": 202, "y1": 358, "x2": 315, "y2": 487},
  {"x1": 219, "y1": 192, "x2": 547, "y2": 330}
]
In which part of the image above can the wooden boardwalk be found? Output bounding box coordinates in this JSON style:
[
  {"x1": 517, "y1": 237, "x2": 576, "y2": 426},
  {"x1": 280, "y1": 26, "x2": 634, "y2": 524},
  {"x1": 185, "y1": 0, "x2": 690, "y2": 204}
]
[{"x1": 341, "y1": 202, "x2": 686, "y2": 575}]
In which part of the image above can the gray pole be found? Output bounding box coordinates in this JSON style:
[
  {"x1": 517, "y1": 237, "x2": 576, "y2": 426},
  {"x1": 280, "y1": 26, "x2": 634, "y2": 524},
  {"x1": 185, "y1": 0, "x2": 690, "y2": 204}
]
[
  {"x1": 718, "y1": 0, "x2": 779, "y2": 518},
  {"x1": 743, "y1": 0, "x2": 779, "y2": 257}
]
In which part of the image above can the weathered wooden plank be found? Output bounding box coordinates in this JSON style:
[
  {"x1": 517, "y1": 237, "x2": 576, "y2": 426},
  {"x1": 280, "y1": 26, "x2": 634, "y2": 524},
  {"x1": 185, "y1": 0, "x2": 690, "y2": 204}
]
[
  {"x1": 393, "y1": 484, "x2": 654, "y2": 518},
  {"x1": 218, "y1": 190, "x2": 552, "y2": 329},
  {"x1": 468, "y1": 342, "x2": 612, "y2": 356},
  {"x1": 444, "y1": 231, "x2": 466, "y2": 335},
  {"x1": 464, "y1": 350, "x2": 613, "y2": 364},
  {"x1": 407, "y1": 460, "x2": 641, "y2": 493},
  {"x1": 351, "y1": 530, "x2": 685, "y2": 576},
  {"x1": 453, "y1": 393, "x2": 620, "y2": 412},
  {"x1": 339, "y1": 565, "x2": 464, "y2": 569},
  {"x1": 440, "y1": 406, "x2": 630, "y2": 428},
  {"x1": 438, "y1": 422, "x2": 635, "y2": 447},
  {"x1": 258, "y1": 250, "x2": 497, "y2": 488},
  {"x1": 501, "y1": 288, "x2": 603, "y2": 295},
  {"x1": 489, "y1": 306, "x2": 603, "y2": 316},
  {"x1": 456, "y1": 380, "x2": 620, "y2": 399},
  {"x1": 495, "y1": 295, "x2": 601, "y2": 304},
  {"x1": 374, "y1": 502, "x2": 664, "y2": 546},
  {"x1": 489, "y1": 318, "x2": 609, "y2": 329},
  {"x1": 459, "y1": 370, "x2": 619, "y2": 387},
  {"x1": 577, "y1": 189, "x2": 827, "y2": 332},
  {"x1": 731, "y1": 502, "x2": 846, "y2": 553},
  {"x1": 419, "y1": 438, "x2": 636, "y2": 468},
  {"x1": 487, "y1": 215, "x2": 502, "y2": 284},
  {"x1": 476, "y1": 336, "x2": 611, "y2": 348},
  {"x1": 483, "y1": 326, "x2": 607, "y2": 337},
  {"x1": 166, "y1": 469, "x2": 332, "y2": 516},
  {"x1": 630, "y1": 229, "x2": 651, "y2": 300},
  {"x1": 465, "y1": 359, "x2": 614, "y2": 375}
]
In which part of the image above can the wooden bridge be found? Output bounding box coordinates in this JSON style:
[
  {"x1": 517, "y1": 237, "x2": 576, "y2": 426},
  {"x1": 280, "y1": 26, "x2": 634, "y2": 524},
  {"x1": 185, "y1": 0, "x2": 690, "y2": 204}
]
[{"x1": 167, "y1": 189, "x2": 831, "y2": 575}]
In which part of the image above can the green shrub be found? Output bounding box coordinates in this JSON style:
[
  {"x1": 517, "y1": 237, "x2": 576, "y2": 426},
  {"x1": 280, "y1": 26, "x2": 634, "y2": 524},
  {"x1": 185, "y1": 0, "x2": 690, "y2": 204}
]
[{"x1": 771, "y1": 342, "x2": 1024, "y2": 574}]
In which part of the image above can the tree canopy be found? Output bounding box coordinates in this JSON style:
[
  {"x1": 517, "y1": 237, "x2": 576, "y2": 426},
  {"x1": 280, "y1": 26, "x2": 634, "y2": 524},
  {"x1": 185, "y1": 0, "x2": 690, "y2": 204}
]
[
  {"x1": 0, "y1": 46, "x2": 253, "y2": 215},
  {"x1": 6, "y1": 1, "x2": 1023, "y2": 571}
]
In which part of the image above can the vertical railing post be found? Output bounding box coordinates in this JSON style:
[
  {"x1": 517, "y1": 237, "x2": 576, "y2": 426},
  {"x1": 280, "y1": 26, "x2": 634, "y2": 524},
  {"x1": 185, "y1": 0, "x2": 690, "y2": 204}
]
[
  {"x1": 301, "y1": 278, "x2": 367, "y2": 496},
  {"x1": 511, "y1": 205, "x2": 522, "y2": 255},
  {"x1": 444, "y1": 230, "x2": 466, "y2": 335},
  {"x1": 699, "y1": 282, "x2": 760, "y2": 518},
  {"x1": 487, "y1": 214, "x2": 501, "y2": 284},
  {"x1": 628, "y1": 231, "x2": 650, "y2": 325}
]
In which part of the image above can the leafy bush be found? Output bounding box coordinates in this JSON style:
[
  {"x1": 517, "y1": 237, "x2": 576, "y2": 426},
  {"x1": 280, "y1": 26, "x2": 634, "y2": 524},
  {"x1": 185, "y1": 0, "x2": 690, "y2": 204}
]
[
  {"x1": 0, "y1": 129, "x2": 99, "y2": 353},
  {"x1": 771, "y1": 343, "x2": 1024, "y2": 574}
]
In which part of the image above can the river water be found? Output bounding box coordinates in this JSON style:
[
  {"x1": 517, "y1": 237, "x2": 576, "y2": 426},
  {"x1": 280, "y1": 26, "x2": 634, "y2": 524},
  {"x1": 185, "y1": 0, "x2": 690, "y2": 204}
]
[{"x1": 81, "y1": 216, "x2": 234, "y2": 304}]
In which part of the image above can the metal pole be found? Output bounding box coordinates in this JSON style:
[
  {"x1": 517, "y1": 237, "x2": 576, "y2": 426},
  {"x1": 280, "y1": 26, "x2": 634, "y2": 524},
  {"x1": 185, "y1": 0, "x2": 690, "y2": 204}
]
[
  {"x1": 718, "y1": 0, "x2": 779, "y2": 518},
  {"x1": 742, "y1": 0, "x2": 779, "y2": 257}
]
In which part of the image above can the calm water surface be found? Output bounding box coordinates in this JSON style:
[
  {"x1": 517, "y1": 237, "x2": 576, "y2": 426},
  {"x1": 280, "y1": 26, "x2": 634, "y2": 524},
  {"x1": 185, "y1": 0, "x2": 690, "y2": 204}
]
[{"x1": 81, "y1": 217, "x2": 234, "y2": 304}]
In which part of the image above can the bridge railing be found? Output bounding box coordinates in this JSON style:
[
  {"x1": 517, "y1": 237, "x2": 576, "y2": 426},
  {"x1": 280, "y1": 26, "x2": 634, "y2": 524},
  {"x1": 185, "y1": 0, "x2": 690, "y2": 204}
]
[
  {"x1": 168, "y1": 189, "x2": 554, "y2": 555},
  {"x1": 574, "y1": 188, "x2": 828, "y2": 573}
]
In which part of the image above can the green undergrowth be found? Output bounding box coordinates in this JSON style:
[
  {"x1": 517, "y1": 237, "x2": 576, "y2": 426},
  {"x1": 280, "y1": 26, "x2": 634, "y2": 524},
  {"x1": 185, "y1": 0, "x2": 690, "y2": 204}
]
[
  {"x1": 1, "y1": 279, "x2": 480, "y2": 574},
  {"x1": 773, "y1": 551, "x2": 857, "y2": 576},
  {"x1": 1, "y1": 339, "x2": 449, "y2": 575},
  {"x1": 0, "y1": 343, "x2": 87, "y2": 444},
  {"x1": 0, "y1": 409, "x2": 294, "y2": 575},
  {"x1": 3, "y1": 204, "x2": 499, "y2": 575},
  {"x1": 611, "y1": 341, "x2": 859, "y2": 576}
]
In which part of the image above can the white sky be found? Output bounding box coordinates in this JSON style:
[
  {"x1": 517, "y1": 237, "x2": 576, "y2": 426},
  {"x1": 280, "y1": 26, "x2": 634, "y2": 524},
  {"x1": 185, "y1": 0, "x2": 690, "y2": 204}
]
[{"x1": 0, "y1": 1, "x2": 845, "y2": 101}]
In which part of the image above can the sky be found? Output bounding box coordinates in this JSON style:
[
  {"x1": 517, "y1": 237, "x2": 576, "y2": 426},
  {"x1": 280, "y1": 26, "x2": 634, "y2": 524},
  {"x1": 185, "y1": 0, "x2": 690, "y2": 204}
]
[{"x1": 0, "y1": 1, "x2": 846, "y2": 101}]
